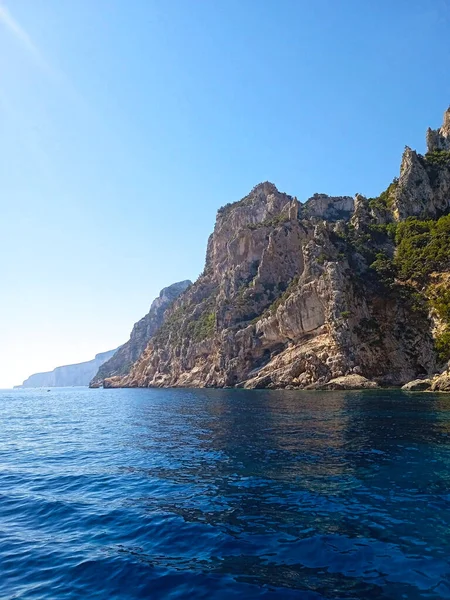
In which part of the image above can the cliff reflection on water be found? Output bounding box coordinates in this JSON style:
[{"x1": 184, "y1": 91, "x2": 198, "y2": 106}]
[{"x1": 1, "y1": 387, "x2": 450, "y2": 599}]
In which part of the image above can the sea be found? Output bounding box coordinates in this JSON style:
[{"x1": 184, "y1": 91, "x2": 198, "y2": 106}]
[{"x1": 1, "y1": 387, "x2": 450, "y2": 599}]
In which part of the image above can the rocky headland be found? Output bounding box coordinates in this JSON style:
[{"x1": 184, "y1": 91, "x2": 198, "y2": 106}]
[{"x1": 100, "y1": 108, "x2": 450, "y2": 392}]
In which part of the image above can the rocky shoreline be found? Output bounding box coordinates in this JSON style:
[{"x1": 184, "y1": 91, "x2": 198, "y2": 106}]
[{"x1": 99, "y1": 370, "x2": 450, "y2": 393}]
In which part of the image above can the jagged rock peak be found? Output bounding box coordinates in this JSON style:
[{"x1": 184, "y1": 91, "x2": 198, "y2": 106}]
[
  {"x1": 216, "y1": 181, "x2": 291, "y2": 219},
  {"x1": 250, "y1": 181, "x2": 279, "y2": 195},
  {"x1": 392, "y1": 136, "x2": 450, "y2": 220},
  {"x1": 350, "y1": 194, "x2": 371, "y2": 229},
  {"x1": 155, "y1": 280, "x2": 193, "y2": 306},
  {"x1": 300, "y1": 193, "x2": 354, "y2": 222},
  {"x1": 206, "y1": 182, "x2": 298, "y2": 281},
  {"x1": 426, "y1": 106, "x2": 450, "y2": 152},
  {"x1": 214, "y1": 182, "x2": 296, "y2": 233}
]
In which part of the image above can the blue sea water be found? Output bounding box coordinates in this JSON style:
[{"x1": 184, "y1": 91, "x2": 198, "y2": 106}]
[{"x1": 1, "y1": 388, "x2": 450, "y2": 599}]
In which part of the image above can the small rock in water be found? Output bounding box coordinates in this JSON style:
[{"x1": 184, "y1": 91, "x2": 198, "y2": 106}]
[{"x1": 401, "y1": 379, "x2": 432, "y2": 392}]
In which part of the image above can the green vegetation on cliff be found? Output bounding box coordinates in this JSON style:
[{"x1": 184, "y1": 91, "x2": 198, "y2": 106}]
[
  {"x1": 428, "y1": 283, "x2": 450, "y2": 362},
  {"x1": 153, "y1": 299, "x2": 217, "y2": 346},
  {"x1": 336, "y1": 213, "x2": 450, "y2": 287},
  {"x1": 394, "y1": 215, "x2": 450, "y2": 282},
  {"x1": 429, "y1": 288, "x2": 450, "y2": 322},
  {"x1": 187, "y1": 311, "x2": 216, "y2": 342},
  {"x1": 424, "y1": 149, "x2": 450, "y2": 167},
  {"x1": 436, "y1": 331, "x2": 450, "y2": 362},
  {"x1": 373, "y1": 215, "x2": 450, "y2": 361},
  {"x1": 367, "y1": 178, "x2": 398, "y2": 214},
  {"x1": 395, "y1": 216, "x2": 450, "y2": 362},
  {"x1": 332, "y1": 210, "x2": 450, "y2": 363}
]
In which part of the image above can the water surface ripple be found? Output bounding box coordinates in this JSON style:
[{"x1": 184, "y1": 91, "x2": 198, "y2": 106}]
[{"x1": 1, "y1": 387, "x2": 450, "y2": 599}]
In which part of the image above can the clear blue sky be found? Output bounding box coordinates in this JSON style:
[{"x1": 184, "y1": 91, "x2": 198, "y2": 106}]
[{"x1": 1, "y1": 0, "x2": 449, "y2": 387}]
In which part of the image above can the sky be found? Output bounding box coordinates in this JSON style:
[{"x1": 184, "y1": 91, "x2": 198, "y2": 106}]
[{"x1": 1, "y1": 0, "x2": 450, "y2": 388}]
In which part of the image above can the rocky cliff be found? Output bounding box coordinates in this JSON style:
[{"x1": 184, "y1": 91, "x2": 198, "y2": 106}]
[
  {"x1": 90, "y1": 280, "x2": 191, "y2": 386},
  {"x1": 105, "y1": 108, "x2": 450, "y2": 392},
  {"x1": 17, "y1": 349, "x2": 117, "y2": 388}
]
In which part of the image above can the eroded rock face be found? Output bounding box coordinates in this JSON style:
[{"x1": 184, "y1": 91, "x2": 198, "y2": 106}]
[
  {"x1": 393, "y1": 110, "x2": 450, "y2": 220},
  {"x1": 300, "y1": 194, "x2": 354, "y2": 222},
  {"x1": 427, "y1": 107, "x2": 450, "y2": 152},
  {"x1": 431, "y1": 373, "x2": 450, "y2": 392},
  {"x1": 90, "y1": 280, "x2": 191, "y2": 386},
  {"x1": 430, "y1": 362, "x2": 450, "y2": 392},
  {"x1": 403, "y1": 362, "x2": 450, "y2": 392},
  {"x1": 401, "y1": 379, "x2": 432, "y2": 392}
]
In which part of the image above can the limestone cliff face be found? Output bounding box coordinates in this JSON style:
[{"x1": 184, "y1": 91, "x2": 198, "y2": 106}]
[
  {"x1": 430, "y1": 361, "x2": 450, "y2": 392},
  {"x1": 426, "y1": 107, "x2": 450, "y2": 152},
  {"x1": 18, "y1": 349, "x2": 117, "y2": 388},
  {"x1": 90, "y1": 280, "x2": 191, "y2": 386},
  {"x1": 104, "y1": 109, "x2": 450, "y2": 391},
  {"x1": 299, "y1": 194, "x2": 354, "y2": 221},
  {"x1": 392, "y1": 147, "x2": 450, "y2": 220},
  {"x1": 393, "y1": 108, "x2": 450, "y2": 220}
]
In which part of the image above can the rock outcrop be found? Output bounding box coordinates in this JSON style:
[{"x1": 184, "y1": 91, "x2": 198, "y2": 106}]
[
  {"x1": 300, "y1": 194, "x2": 354, "y2": 222},
  {"x1": 426, "y1": 107, "x2": 450, "y2": 152},
  {"x1": 312, "y1": 374, "x2": 378, "y2": 391},
  {"x1": 104, "y1": 108, "x2": 450, "y2": 391},
  {"x1": 430, "y1": 366, "x2": 450, "y2": 392},
  {"x1": 401, "y1": 379, "x2": 432, "y2": 392},
  {"x1": 90, "y1": 280, "x2": 191, "y2": 387},
  {"x1": 392, "y1": 108, "x2": 450, "y2": 220},
  {"x1": 403, "y1": 362, "x2": 450, "y2": 393},
  {"x1": 17, "y1": 349, "x2": 117, "y2": 388}
]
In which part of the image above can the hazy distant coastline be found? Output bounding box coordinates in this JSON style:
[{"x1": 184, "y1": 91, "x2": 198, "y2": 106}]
[{"x1": 15, "y1": 349, "x2": 117, "y2": 388}]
